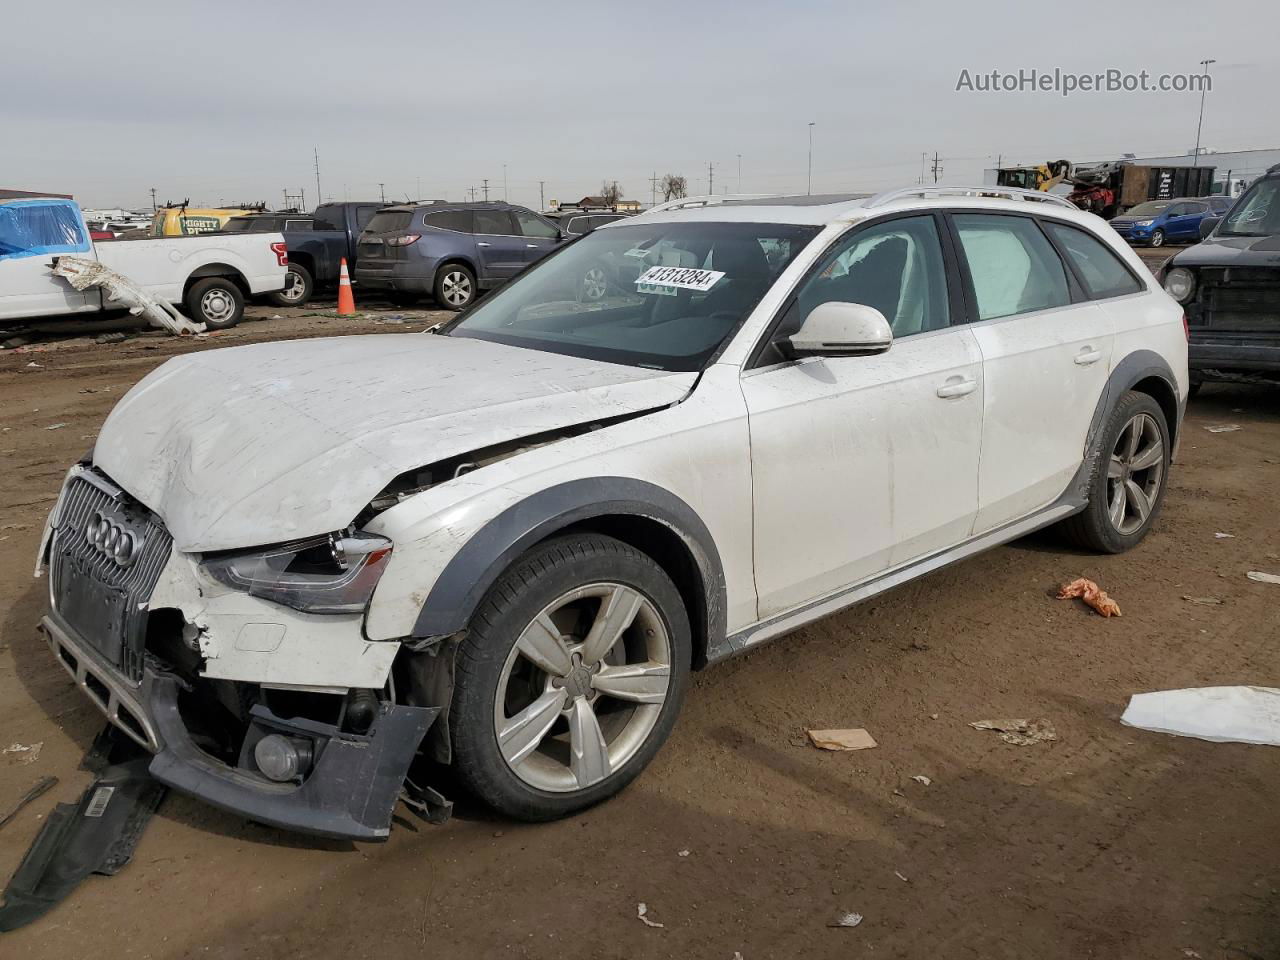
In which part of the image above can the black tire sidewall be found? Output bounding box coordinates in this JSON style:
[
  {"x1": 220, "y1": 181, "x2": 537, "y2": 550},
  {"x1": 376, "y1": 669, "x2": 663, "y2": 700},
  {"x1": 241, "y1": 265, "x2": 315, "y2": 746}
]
[
  {"x1": 186, "y1": 277, "x2": 245, "y2": 329},
  {"x1": 450, "y1": 534, "x2": 691, "y2": 821},
  {"x1": 1080, "y1": 391, "x2": 1171, "y2": 553},
  {"x1": 267, "y1": 264, "x2": 313, "y2": 307},
  {"x1": 434, "y1": 263, "x2": 476, "y2": 311}
]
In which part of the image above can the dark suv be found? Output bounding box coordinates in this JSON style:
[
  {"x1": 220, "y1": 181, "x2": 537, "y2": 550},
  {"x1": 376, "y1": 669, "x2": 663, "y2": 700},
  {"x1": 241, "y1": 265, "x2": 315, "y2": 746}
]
[
  {"x1": 1163, "y1": 165, "x2": 1280, "y2": 392},
  {"x1": 353, "y1": 202, "x2": 566, "y2": 309}
]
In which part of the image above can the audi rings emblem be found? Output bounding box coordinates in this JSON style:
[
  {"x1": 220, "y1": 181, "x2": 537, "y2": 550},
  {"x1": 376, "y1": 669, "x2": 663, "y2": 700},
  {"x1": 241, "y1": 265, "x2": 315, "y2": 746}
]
[{"x1": 85, "y1": 510, "x2": 139, "y2": 566}]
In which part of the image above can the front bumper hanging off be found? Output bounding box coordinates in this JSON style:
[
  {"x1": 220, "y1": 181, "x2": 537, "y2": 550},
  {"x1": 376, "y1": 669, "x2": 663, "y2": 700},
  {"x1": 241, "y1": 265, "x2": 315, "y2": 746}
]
[{"x1": 41, "y1": 614, "x2": 438, "y2": 842}]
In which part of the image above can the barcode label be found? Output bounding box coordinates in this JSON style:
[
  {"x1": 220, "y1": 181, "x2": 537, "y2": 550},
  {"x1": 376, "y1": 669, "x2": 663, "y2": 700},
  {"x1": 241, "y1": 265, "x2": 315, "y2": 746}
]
[{"x1": 85, "y1": 785, "x2": 115, "y2": 818}]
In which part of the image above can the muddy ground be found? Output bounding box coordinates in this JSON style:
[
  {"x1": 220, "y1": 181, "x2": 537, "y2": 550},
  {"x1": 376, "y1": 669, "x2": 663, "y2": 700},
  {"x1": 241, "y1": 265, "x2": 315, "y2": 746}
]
[{"x1": 2, "y1": 279, "x2": 1278, "y2": 959}]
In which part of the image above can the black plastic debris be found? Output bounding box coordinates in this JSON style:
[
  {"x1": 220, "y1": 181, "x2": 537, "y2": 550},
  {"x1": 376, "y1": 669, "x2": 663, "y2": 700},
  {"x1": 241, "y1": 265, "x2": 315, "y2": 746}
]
[{"x1": 0, "y1": 727, "x2": 166, "y2": 932}]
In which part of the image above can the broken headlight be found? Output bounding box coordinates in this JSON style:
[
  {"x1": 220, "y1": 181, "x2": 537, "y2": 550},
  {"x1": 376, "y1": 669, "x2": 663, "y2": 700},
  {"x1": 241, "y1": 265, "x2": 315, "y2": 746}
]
[{"x1": 202, "y1": 531, "x2": 393, "y2": 614}]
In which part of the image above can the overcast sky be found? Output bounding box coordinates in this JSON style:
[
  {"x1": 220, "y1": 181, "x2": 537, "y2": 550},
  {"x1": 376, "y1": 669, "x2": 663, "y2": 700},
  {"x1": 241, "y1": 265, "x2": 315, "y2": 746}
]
[{"x1": 4, "y1": 0, "x2": 1276, "y2": 210}]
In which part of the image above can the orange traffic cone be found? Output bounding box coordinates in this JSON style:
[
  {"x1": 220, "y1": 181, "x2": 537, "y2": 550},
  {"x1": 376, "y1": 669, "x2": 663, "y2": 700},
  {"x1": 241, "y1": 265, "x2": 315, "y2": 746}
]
[{"x1": 337, "y1": 257, "x2": 356, "y2": 316}]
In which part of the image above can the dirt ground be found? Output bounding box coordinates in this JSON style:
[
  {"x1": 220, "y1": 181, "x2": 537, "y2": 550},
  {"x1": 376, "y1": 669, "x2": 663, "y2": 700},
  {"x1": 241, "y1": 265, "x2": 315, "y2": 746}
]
[{"x1": 2, "y1": 280, "x2": 1279, "y2": 959}]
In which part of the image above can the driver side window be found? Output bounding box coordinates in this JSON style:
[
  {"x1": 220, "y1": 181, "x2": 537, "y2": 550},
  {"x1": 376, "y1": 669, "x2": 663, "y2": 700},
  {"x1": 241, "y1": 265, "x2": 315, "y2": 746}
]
[{"x1": 765, "y1": 215, "x2": 950, "y2": 363}]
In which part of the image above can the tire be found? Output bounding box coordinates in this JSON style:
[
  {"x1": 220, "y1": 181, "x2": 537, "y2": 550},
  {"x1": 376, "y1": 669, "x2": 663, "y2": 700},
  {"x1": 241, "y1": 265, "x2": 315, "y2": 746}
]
[
  {"x1": 434, "y1": 263, "x2": 476, "y2": 311},
  {"x1": 1058, "y1": 391, "x2": 1171, "y2": 553},
  {"x1": 1149, "y1": 228, "x2": 1166, "y2": 248},
  {"x1": 185, "y1": 277, "x2": 245, "y2": 330},
  {"x1": 450, "y1": 533, "x2": 691, "y2": 821},
  {"x1": 267, "y1": 263, "x2": 313, "y2": 307}
]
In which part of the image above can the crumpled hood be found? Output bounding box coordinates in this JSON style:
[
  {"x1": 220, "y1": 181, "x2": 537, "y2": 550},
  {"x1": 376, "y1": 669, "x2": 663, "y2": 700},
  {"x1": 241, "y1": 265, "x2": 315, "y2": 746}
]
[{"x1": 93, "y1": 334, "x2": 695, "y2": 552}]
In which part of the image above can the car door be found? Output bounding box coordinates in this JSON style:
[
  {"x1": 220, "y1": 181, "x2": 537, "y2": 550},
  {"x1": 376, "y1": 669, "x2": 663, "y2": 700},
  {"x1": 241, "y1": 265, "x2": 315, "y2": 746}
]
[
  {"x1": 472, "y1": 210, "x2": 526, "y2": 283},
  {"x1": 1175, "y1": 201, "x2": 1208, "y2": 240},
  {"x1": 513, "y1": 209, "x2": 562, "y2": 265},
  {"x1": 741, "y1": 214, "x2": 983, "y2": 618},
  {"x1": 950, "y1": 212, "x2": 1115, "y2": 534},
  {"x1": 0, "y1": 200, "x2": 96, "y2": 318}
]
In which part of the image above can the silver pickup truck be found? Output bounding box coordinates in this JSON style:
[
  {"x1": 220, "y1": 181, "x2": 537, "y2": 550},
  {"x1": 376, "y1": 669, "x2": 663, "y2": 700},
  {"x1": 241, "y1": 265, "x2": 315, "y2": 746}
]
[{"x1": 0, "y1": 197, "x2": 288, "y2": 329}]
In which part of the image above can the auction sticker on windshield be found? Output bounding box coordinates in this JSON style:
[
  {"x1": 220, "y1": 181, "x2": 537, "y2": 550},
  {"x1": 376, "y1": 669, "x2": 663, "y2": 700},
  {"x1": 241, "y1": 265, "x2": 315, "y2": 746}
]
[{"x1": 636, "y1": 266, "x2": 725, "y2": 296}]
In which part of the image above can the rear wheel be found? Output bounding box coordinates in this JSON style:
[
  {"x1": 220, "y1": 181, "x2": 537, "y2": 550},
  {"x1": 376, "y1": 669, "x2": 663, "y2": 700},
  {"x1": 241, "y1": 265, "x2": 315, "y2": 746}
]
[
  {"x1": 267, "y1": 263, "x2": 313, "y2": 307},
  {"x1": 450, "y1": 534, "x2": 690, "y2": 821},
  {"x1": 1058, "y1": 391, "x2": 1170, "y2": 553},
  {"x1": 434, "y1": 263, "x2": 476, "y2": 310},
  {"x1": 185, "y1": 277, "x2": 245, "y2": 329}
]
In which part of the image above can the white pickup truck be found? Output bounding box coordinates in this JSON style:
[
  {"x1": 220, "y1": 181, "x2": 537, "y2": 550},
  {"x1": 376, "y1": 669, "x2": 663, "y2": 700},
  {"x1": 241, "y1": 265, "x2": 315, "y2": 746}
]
[{"x1": 0, "y1": 197, "x2": 288, "y2": 329}]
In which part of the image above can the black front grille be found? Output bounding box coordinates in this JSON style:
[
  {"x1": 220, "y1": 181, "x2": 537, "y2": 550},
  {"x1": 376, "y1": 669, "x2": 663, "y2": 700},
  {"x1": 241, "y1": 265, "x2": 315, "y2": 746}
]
[
  {"x1": 49, "y1": 472, "x2": 172, "y2": 684},
  {"x1": 1193, "y1": 268, "x2": 1280, "y2": 334}
]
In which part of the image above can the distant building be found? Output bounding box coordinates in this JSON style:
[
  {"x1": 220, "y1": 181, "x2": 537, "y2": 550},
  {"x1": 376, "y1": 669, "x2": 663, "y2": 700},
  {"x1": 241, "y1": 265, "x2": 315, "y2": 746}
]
[
  {"x1": 0, "y1": 188, "x2": 73, "y2": 200},
  {"x1": 566, "y1": 196, "x2": 643, "y2": 212}
]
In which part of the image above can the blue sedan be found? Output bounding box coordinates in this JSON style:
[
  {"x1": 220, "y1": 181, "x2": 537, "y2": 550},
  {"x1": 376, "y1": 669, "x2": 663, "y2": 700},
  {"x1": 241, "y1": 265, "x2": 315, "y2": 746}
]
[{"x1": 1109, "y1": 196, "x2": 1234, "y2": 247}]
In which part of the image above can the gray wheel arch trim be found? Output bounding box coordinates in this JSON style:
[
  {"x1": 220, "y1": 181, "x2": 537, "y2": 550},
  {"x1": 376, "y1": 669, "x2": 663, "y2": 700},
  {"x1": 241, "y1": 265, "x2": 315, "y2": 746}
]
[
  {"x1": 411, "y1": 478, "x2": 728, "y2": 660},
  {"x1": 1069, "y1": 349, "x2": 1183, "y2": 501}
]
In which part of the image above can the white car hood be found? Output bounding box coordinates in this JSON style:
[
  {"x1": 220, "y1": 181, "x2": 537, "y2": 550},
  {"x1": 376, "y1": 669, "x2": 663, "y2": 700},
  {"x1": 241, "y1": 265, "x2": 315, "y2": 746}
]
[{"x1": 93, "y1": 334, "x2": 695, "y2": 552}]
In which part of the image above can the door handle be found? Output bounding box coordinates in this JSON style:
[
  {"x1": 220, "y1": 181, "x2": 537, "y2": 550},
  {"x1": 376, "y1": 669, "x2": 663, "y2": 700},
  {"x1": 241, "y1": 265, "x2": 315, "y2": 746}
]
[
  {"x1": 476, "y1": 241, "x2": 491, "y2": 248},
  {"x1": 1074, "y1": 347, "x2": 1102, "y2": 366},
  {"x1": 526, "y1": 243, "x2": 540, "y2": 248},
  {"x1": 936, "y1": 376, "x2": 976, "y2": 399}
]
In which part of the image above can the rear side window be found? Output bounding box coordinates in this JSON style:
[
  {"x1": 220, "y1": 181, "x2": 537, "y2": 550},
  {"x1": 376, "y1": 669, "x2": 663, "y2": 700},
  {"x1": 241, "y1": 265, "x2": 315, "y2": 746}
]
[
  {"x1": 565, "y1": 216, "x2": 590, "y2": 235},
  {"x1": 475, "y1": 210, "x2": 515, "y2": 235},
  {"x1": 312, "y1": 206, "x2": 342, "y2": 231},
  {"x1": 364, "y1": 211, "x2": 413, "y2": 234},
  {"x1": 1043, "y1": 222, "x2": 1143, "y2": 299},
  {"x1": 0, "y1": 201, "x2": 89, "y2": 261},
  {"x1": 953, "y1": 214, "x2": 1071, "y2": 321},
  {"x1": 515, "y1": 211, "x2": 559, "y2": 238},
  {"x1": 284, "y1": 219, "x2": 313, "y2": 231},
  {"x1": 423, "y1": 210, "x2": 473, "y2": 233},
  {"x1": 355, "y1": 206, "x2": 380, "y2": 231}
]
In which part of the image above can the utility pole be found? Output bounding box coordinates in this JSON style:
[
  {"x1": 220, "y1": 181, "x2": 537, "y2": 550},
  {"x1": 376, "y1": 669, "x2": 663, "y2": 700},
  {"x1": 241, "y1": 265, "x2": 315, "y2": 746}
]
[
  {"x1": 931, "y1": 152, "x2": 943, "y2": 184},
  {"x1": 538, "y1": 180, "x2": 545, "y2": 211},
  {"x1": 919, "y1": 152, "x2": 927, "y2": 185},
  {"x1": 708, "y1": 161, "x2": 715, "y2": 196},
  {"x1": 649, "y1": 172, "x2": 659, "y2": 207},
  {"x1": 150, "y1": 187, "x2": 157, "y2": 211},
  {"x1": 379, "y1": 182, "x2": 386, "y2": 204},
  {"x1": 313, "y1": 147, "x2": 321, "y2": 211},
  {"x1": 469, "y1": 186, "x2": 477, "y2": 202},
  {"x1": 737, "y1": 154, "x2": 742, "y2": 192},
  {"x1": 807, "y1": 122, "x2": 816, "y2": 195},
  {"x1": 1192, "y1": 58, "x2": 1216, "y2": 166},
  {"x1": 482, "y1": 179, "x2": 490, "y2": 201},
  {"x1": 503, "y1": 164, "x2": 508, "y2": 201}
]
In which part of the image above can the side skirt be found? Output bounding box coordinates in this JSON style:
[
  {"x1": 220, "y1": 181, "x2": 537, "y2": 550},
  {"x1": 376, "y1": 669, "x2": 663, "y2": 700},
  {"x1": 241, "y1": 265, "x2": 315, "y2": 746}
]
[{"x1": 709, "y1": 499, "x2": 1082, "y2": 664}]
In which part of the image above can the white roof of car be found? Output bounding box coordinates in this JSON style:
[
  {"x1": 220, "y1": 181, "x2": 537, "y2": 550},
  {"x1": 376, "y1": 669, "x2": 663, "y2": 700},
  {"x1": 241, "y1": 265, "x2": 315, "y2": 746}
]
[{"x1": 624, "y1": 186, "x2": 1095, "y2": 229}]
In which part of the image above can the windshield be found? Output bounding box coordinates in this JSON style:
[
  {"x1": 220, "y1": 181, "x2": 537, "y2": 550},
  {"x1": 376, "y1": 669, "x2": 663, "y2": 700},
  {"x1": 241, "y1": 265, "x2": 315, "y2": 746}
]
[
  {"x1": 1219, "y1": 178, "x2": 1280, "y2": 237},
  {"x1": 446, "y1": 221, "x2": 820, "y2": 371},
  {"x1": 1126, "y1": 201, "x2": 1172, "y2": 217}
]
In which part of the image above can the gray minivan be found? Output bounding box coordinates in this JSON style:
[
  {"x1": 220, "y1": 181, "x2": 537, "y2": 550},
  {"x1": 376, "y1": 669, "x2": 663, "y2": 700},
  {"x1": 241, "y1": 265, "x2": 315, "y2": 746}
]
[{"x1": 353, "y1": 201, "x2": 566, "y2": 309}]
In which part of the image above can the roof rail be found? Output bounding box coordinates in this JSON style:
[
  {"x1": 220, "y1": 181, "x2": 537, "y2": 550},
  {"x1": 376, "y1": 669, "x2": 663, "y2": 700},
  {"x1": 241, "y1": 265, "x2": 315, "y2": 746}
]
[
  {"x1": 640, "y1": 193, "x2": 778, "y2": 216},
  {"x1": 866, "y1": 185, "x2": 1078, "y2": 210}
]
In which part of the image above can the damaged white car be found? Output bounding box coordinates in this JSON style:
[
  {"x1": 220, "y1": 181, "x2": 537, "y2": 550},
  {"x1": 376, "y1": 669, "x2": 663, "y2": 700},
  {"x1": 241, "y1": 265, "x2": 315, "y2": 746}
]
[{"x1": 36, "y1": 187, "x2": 1187, "y2": 839}]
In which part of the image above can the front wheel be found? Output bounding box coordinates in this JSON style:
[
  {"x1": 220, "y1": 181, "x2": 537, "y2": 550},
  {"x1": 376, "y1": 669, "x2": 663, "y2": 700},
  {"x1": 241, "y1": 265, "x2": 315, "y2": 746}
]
[
  {"x1": 185, "y1": 277, "x2": 245, "y2": 329},
  {"x1": 450, "y1": 534, "x2": 691, "y2": 821},
  {"x1": 1058, "y1": 390, "x2": 1170, "y2": 553},
  {"x1": 1149, "y1": 228, "x2": 1166, "y2": 248}
]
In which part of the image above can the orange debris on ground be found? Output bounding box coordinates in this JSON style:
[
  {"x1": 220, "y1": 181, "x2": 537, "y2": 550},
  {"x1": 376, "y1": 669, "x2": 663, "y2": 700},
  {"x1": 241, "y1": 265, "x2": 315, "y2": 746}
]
[{"x1": 1058, "y1": 577, "x2": 1122, "y2": 617}]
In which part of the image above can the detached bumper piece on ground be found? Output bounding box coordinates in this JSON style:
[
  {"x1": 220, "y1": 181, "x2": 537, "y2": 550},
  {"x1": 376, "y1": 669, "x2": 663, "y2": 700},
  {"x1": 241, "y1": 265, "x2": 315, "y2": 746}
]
[{"x1": 0, "y1": 728, "x2": 165, "y2": 932}]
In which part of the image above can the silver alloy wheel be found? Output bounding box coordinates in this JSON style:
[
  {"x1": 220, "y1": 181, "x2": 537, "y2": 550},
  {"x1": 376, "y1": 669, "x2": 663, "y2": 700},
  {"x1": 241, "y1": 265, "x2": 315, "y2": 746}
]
[
  {"x1": 493, "y1": 582, "x2": 672, "y2": 793},
  {"x1": 199, "y1": 288, "x2": 236, "y2": 323},
  {"x1": 279, "y1": 269, "x2": 307, "y2": 302},
  {"x1": 581, "y1": 266, "x2": 608, "y2": 301},
  {"x1": 1106, "y1": 412, "x2": 1164, "y2": 535},
  {"x1": 441, "y1": 270, "x2": 472, "y2": 307}
]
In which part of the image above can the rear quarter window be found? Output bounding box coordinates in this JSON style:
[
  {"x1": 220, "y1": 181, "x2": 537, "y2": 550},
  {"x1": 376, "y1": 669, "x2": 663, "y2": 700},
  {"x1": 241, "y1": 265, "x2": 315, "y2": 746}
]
[
  {"x1": 364, "y1": 211, "x2": 414, "y2": 234},
  {"x1": 1043, "y1": 221, "x2": 1144, "y2": 299},
  {"x1": 423, "y1": 210, "x2": 473, "y2": 233}
]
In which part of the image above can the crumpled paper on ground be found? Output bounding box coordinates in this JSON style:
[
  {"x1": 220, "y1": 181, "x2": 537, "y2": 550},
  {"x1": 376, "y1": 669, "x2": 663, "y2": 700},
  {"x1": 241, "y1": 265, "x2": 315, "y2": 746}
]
[
  {"x1": 1058, "y1": 577, "x2": 1121, "y2": 617},
  {"x1": 969, "y1": 719, "x2": 1058, "y2": 745},
  {"x1": 1121, "y1": 686, "x2": 1280, "y2": 746}
]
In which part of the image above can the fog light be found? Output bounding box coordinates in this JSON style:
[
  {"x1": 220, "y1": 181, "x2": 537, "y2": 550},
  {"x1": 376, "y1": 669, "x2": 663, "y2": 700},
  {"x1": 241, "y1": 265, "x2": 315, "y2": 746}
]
[{"x1": 254, "y1": 734, "x2": 314, "y2": 782}]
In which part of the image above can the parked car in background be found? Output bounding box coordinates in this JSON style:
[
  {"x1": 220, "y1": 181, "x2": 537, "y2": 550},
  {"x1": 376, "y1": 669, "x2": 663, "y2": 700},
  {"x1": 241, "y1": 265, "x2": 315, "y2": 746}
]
[
  {"x1": 1109, "y1": 196, "x2": 1234, "y2": 247},
  {"x1": 354, "y1": 201, "x2": 567, "y2": 309},
  {"x1": 150, "y1": 202, "x2": 265, "y2": 237},
  {"x1": 1, "y1": 197, "x2": 287, "y2": 327},
  {"x1": 36, "y1": 186, "x2": 1185, "y2": 840},
  {"x1": 545, "y1": 209, "x2": 631, "y2": 237},
  {"x1": 1163, "y1": 164, "x2": 1280, "y2": 392},
  {"x1": 218, "y1": 201, "x2": 383, "y2": 306}
]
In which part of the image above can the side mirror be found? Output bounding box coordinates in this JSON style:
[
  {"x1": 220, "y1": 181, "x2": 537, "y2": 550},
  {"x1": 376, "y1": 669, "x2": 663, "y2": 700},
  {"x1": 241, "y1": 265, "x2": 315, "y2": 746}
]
[
  {"x1": 1199, "y1": 216, "x2": 1221, "y2": 239},
  {"x1": 784, "y1": 302, "x2": 893, "y2": 359}
]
